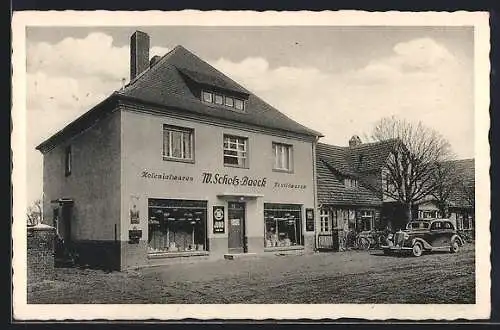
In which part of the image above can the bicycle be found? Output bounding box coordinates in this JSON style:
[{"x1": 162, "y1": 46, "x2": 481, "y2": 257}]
[{"x1": 344, "y1": 230, "x2": 371, "y2": 250}]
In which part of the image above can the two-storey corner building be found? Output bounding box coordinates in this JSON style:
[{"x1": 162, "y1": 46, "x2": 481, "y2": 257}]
[
  {"x1": 36, "y1": 31, "x2": 323, "y2": 270},
  {"x1": 315, "y1": 136, "x2": 398, "y2": 250}
]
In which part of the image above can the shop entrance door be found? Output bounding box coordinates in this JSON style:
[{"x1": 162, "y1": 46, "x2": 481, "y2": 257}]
[{"x1": 228, "y1": 202, "x2": 246, "y2": 253}]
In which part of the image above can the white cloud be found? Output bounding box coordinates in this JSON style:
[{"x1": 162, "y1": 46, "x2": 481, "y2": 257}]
[
  {"x1": 25, "y1": 32, "x2": 169, "y2": 204},
  {"x1": 24, "y1": 34, "x2": 472, "y2": 206},
  {"x1": 211, "y1": 37, "x2": 473, "y2": 160}
]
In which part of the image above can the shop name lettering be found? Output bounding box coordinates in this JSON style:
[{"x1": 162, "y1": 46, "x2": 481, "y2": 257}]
[
  {"x1": 141, "y1": 170, "x2": 194, "y2": 182},
  {"x1": 202, "y1": 172, "x2": 266, "y2": 187},
  {"x1": 201, "y1": 172, "x2": 306, "y2": 189}
]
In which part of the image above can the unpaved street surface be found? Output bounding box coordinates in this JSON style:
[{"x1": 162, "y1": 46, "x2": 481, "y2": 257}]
[{"x1": 28, "y1": 244, "x2": 475, "y2": 304}]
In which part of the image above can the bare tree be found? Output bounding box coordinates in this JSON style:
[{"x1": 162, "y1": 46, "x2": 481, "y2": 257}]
[
  {"x1": 371, "y1": 116, "x2": 454, "y2": 225},
  {"x1": 27, "y1": 199, "x2": 42, "y2": 226},
  {"x1": 461, "y1": 181, "x2": 475, "y2": 208},
  {"x1": 430, "y1": 161, "x2": 461, "y2": 218}
]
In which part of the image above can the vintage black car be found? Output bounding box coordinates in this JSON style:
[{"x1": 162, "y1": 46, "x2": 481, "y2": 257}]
[{"x1": 381, "y1": 219, "x2": 464, "y2": 257}]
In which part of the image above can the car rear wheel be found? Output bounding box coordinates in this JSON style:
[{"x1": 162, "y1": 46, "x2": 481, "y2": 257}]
[
  {"x1": 412, "y1": 242, "x2": 423, "y2": 257},
  {"x1": 450, "y1": 240, "x2": 460, "y2": 253}
]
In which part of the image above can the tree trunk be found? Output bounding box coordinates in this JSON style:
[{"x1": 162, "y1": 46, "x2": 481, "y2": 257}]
[
  {"x1": 405, "y1": 203, "x2": 412, "y2": 225},
  {"x1": 438, "y1": 202, "x2": 448, "y2": 218}
]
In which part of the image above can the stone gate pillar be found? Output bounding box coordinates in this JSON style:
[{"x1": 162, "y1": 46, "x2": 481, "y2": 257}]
[{"x1": 27, "y1": 224, "x2": 56, "y2": 283}]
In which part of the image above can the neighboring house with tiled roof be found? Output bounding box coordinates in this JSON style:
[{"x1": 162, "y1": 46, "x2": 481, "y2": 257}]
[
  {"x1": 415, "y1": 159, "x2": 475, "y2": 232},
  {"x1": 316, "y1": 136, "x2": 398, "y2": 250},
  {"x1": 36, "y1": 31, "x2": 323, "y2": 270}
]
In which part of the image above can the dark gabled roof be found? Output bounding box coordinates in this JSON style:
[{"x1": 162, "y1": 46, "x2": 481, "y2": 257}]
[
  {"x1": 118, "y1": 45, "x2": 322, "y2": 138},
  {"x1": 448, "y1": 158, "x2": 475, "y2": 208},
  {"x1": 316, "y1": 140, "x2": 397, "y2": 206},
  {"x1": 316, "y1": 158, "x2": 382, "y2": 206},
  {"x1": 37, "y1": 44, "x2": 322, "y2": 153},
  {"x1": 317, "y1": 139, "x2": 397, "y2": 176},
  {"x1": 348, "y1": 139, "x2": 399, "y2": 173}
]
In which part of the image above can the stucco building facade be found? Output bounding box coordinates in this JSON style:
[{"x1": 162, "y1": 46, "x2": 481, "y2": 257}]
[{"x1": 37, "y1": 31, "x2": 322, "y2": 270}]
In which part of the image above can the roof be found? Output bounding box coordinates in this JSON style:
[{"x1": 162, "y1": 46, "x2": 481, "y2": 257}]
[
  {"x1": 447, "y1": 158, "x2": 475, "y2": 208},
  {"x1": 118, "y1": 45, "x2": 322, "y2": 137},
  {"x1": 37, "y1": 45, "x2": 322, "y2": 152},
  {"x1": 316, "y1": 140, "x2": 397, "y2": 206}
]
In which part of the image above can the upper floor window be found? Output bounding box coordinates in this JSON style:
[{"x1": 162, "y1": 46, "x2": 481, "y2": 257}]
[
  {"x1": 163, "y1": 125, "x2": 194, "y2": 162},
  {"x1": 202, "y1": 90, "x2": 245, "y2": 111},
  {"x1": 273, "y1": 142, "x2": 293, "y2": 172},
  {"x1": 344, "y1": 178, "x2": 358, "y2": 188},
  {"x1": 64, "y1": 146, "x2": 72, "y2": 176},
  {"x1": 214, "y1": 94, "x2": 224, "y2": 105},
  {"x1": 202, "y1": 90, "x2": 213, "y2": 103},
  {"x1": 223, "y1": 135, "x2": 248, "y2": 168}
]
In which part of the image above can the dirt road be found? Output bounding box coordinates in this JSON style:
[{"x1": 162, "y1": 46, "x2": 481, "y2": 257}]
[{"x1": 28, "y1": 244, "x2": 475, "y2": 304}]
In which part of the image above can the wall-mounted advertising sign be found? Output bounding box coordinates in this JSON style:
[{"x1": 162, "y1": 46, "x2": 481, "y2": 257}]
[
  {"x1": 129, "y1": 195, "x2": 140, "y2": 225},
  {"x1": 213, "y1": 206, "x2": 225, "y2": 234},
  {"x1": 128, "y1": 228, "x2": 142, "y2": 244},
  {"x1": 305, "y1": 208, "x2": 315, "y2": 232}
]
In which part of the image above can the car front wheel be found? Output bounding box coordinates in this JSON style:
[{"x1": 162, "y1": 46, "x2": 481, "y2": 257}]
[
  {"x1": 412, "y1": 242, "x2": 423, "y2": 257},
  {"x1": 450, "y1": 240, "x2": 460, "y2": 253}
]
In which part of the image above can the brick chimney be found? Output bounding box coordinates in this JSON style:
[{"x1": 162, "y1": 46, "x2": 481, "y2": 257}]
[
  {"x1": 349, "y1": 135, "x2": 362, "y2": 147},
  {"x1": 130, "y1": 31, "x2": 150, "y2": 80}
]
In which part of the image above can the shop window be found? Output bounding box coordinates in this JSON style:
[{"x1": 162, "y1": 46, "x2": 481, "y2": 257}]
[
  {"x1": 264, "y1": 203, "x2": 302, "y2": 248},
  {"x1": 273, "y1": 142, "x2": 293, "y2": 172},
  {"x1": 163, "y1": 125, "x2": 194, "y2": 162},
  {"x1": 147, "y1": 199, "x2": 207, "y2": 253},
  {"x1": 64, "y1": 146, "x2": 72, "y2": 176},
  {"x1": 319, "y1": 209, "x2": 331, "y2": 233},
  {"x1": 223, "y1": 135, "x2": 248, "y2": 168}
]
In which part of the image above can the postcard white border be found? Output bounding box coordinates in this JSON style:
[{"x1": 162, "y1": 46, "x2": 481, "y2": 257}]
[{"x1": 12, "y1": 10, "x2": 491, "y2": 320}]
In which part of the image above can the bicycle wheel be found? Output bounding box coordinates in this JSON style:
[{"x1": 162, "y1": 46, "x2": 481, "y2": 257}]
[
  {"x1": 339, "y1": 236, "x2": 346, "y2": 251},
  {"x1": 359, "y1": 237, "x2": 370, "y2": 250}
]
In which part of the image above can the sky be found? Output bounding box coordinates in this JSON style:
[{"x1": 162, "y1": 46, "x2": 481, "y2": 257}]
[{"x1": 25, "y1": 26, "x2": 475, "y2": 205}]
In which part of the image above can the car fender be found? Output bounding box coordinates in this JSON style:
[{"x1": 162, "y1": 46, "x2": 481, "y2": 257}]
[
  {"x1": 411, "y1": 237, "x2": 432, "y2": 250},
  {"x1": 451, "y1": 234, "x2": 464, "y2": 246}
]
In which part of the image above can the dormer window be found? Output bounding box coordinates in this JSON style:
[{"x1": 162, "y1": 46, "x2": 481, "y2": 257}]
[
  {"x1": 234, "y1": 98, "x2": 244, "y2": 110},
  {"x1": 214, "y1": 94, "x2": 223, "y2": 105},
  {"x1": 344, "y1": 178, "x2": 358, "y2": 188},
  {"x1": 202, "y1": 91, "x2": 213, "y2": 103},
  {"x1": 201, "y1": 89, "x2": 245, "y2": 111}
]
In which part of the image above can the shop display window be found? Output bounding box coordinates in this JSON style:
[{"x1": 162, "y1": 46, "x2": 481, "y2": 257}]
[
  {"x1": 264, "y1": 203, "x2": 302, "y2": 248},
  {"x1": 148, "y1": 199, "x2": 207, "y2": 253}
]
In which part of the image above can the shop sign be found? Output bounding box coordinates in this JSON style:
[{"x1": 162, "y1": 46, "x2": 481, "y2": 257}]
[
  {"x1": 129, "y1": 195, "x2": 140, "y2": 224},
  {"x1": 273, "y1": 182, "x2": 307, "y2": 189},
  {"x1": 141, "y1": 170, "x2": 194, "y2": 182},
  {"x1": 305, "y1": 208, "x2": 315, "y2": 232},
  {"x1": 213, "y1": 206, "x2": 225, "y2": 234},
  {"x1": 128, "y1": 228, "x2": 142, "y2": 244},
  {"x1": 202, "y1": 172, "x2": 266, "y2": 187}
]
